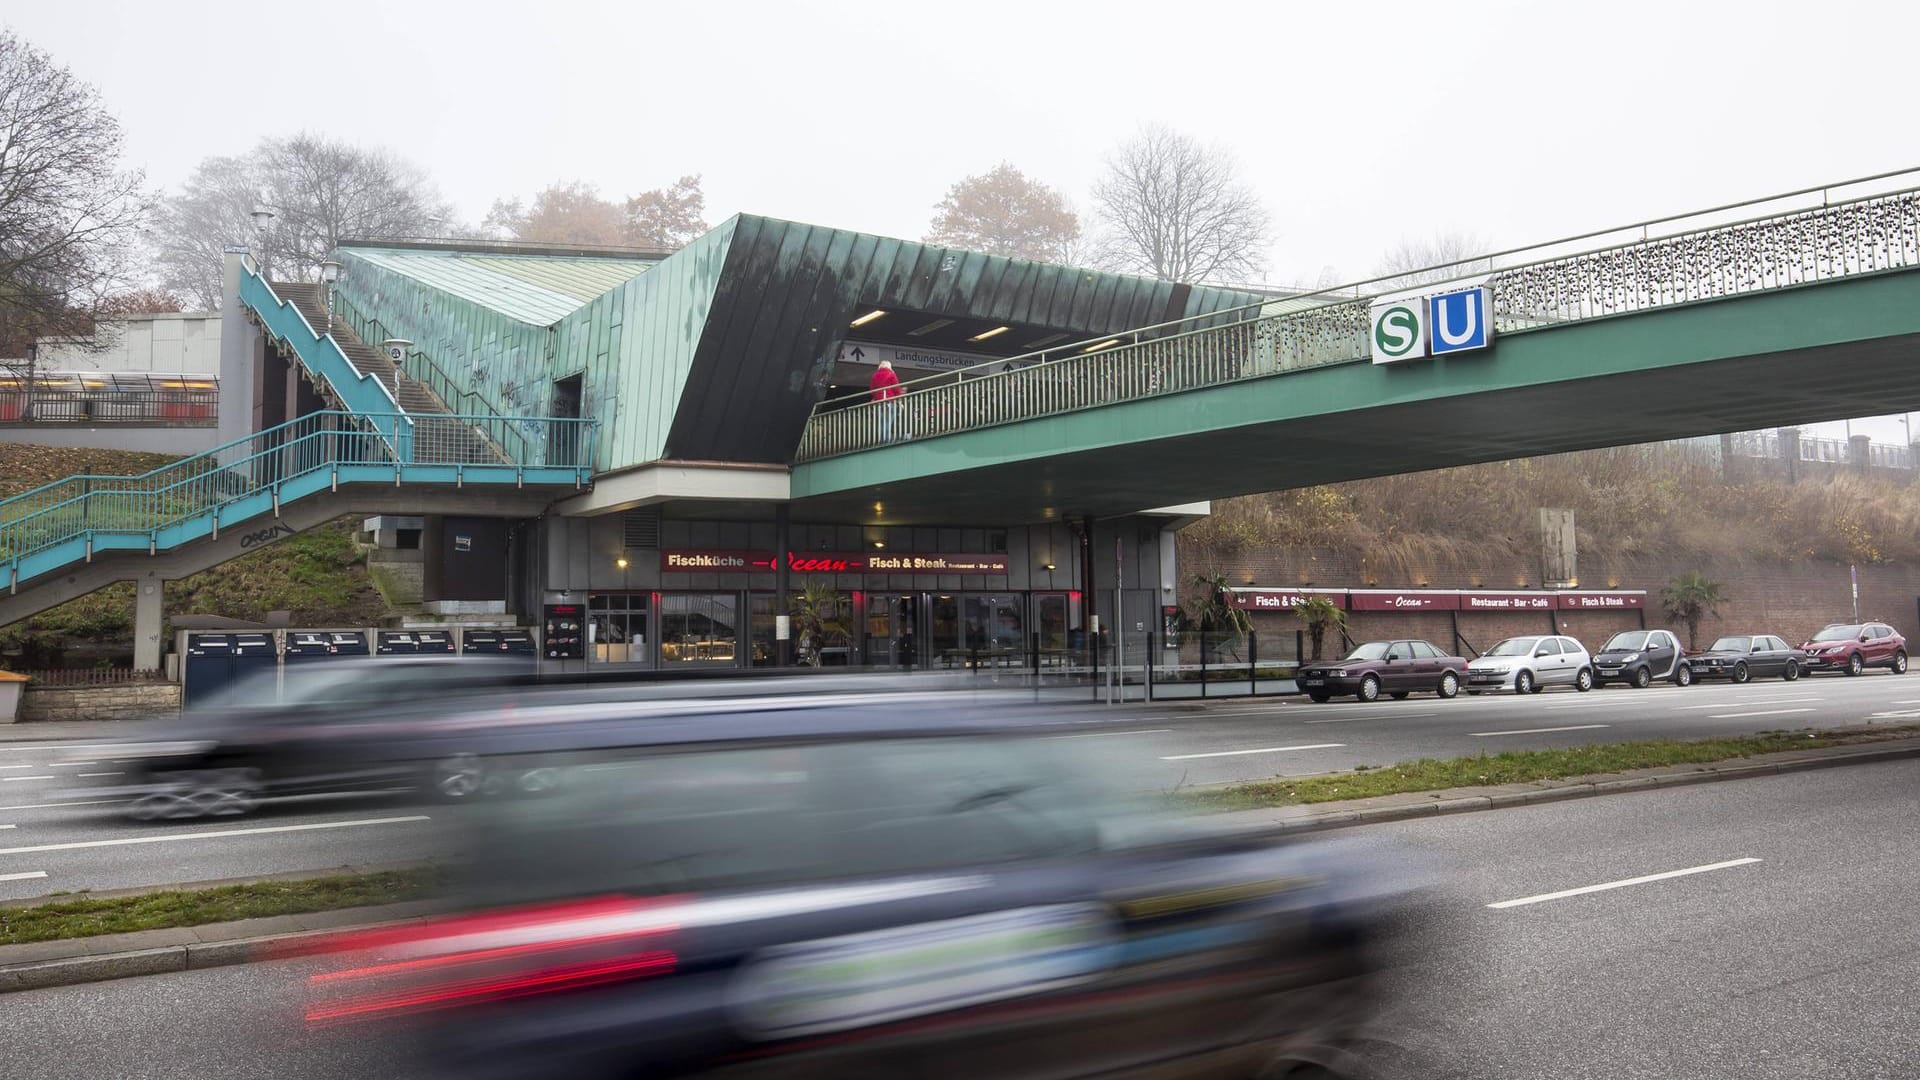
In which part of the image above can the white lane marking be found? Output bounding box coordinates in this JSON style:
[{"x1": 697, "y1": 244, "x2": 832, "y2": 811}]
[
  {"x1": 0, "y1": 815, "x2": 431, "y2": 857},
  {"x1": 53, "y1": 761, "x2": 99, "y2": 767},
  {"x1": 0, "y1": 824, "x2": 15, "y2": 829},
  {"x1": 1674, "y1": 697, "x2": 1819, "y2": 711},
  {"x1": 1161, "y1": 744, "x2": 1345, "y2": 760},
  {"x1": 1890, "y1": 699, "x2": 1920, "y2": 705},
  {"x1": 0, "y1": 746, "x2": 93, "y2": 753},
  {"x1": 0, "y1": 765, "x2": 39, "y2": 770},
  {"x1": 1304, "y1": 712, "x2": 1437, "y2": 724},
  {"x1": 0, "y1": 800, "x2": 123, "y2": 811},
  {"x1": 1, "y1": 776, "x2": 53, "y2": 782},
  {"x1": 1488, "y1": 858, "x2": 1763, "y2": 910},
  {"x1": 1707, "y1": 708, "x2": 1818, "y2": 719},
  {"x1": 75, "y1": 772, "x2": 123, "y2": 778},
  {"x1": 1468, "y1": 725, "x2": 1611, "y2": 737},
  {"x1": 1047, "y1": 729, "x2": 1173, "y2": 739},
  {"x1": 0, "y1": 870, "x2": 48, "y2": 883},
  {"x1": 1544, "y1": 702, "x2": 1615, "y2": 710},
  {"x1": 1295, "y1": 710, "x2": 1424, "y2": 721}
]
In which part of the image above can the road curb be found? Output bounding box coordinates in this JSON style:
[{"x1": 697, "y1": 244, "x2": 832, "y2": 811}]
[
  {"x1": 8, "y1": 739, "x2": 1920, "y2": 994},
  {"x1": 1265, "y1": 739, "x2": 1920, "y2": 836}
]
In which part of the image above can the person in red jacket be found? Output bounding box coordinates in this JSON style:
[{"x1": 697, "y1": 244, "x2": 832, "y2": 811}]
[{"x1": 868, "y1": 359, "x2": 903, "y2": 442}]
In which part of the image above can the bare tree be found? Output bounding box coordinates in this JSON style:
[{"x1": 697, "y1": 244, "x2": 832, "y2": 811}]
[
  {"x1": 1090, "y1": 126, "x2": 1270, "y2": 283},
  {"x1": 150, "y1": 134, "x2": 455, "y2": 308},
  {"x1": 1374, "y1": 231, "x2": 1493, "y2": 290},
  {"x1": 925, "y1": 163, "x2": 1081, "y2": 263},
  {"x1": 0, "y1": 31, "x2": 149, "y2": 384},
  {"x1": 624, "y1": 175, "x2": 708, "y2": 251},
  {"x1": 483, "y1": 180, "x2": 627, "y2": 246}
]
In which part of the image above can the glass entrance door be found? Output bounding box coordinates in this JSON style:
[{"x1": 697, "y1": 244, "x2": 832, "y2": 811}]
[{"x1": 865, "y1": 593, "x2": 920, "y2": 669}]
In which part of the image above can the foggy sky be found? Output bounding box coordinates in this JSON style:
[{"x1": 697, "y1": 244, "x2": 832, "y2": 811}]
[{"x1": 8, "y1": 0, "x2": 1917, "y2": 441}]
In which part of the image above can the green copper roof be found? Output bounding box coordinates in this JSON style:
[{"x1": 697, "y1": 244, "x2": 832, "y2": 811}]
[{"x1": 345, "y1": 247, "x2": 661, "y2": 327}]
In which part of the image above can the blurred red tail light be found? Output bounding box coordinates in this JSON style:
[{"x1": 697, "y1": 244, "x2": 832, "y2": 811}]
[{"x1": 305, "y1": 895, "x2": 680, "y2": 1027}]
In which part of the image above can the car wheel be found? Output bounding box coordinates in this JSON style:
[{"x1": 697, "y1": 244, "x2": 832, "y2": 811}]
[
  {"x1": 1307, "y1": 692, "x2": 1331, "y2": 704},
  {"x1": 1895, "y1": 650, "x2": 1909, "y2": 675},
  {"x1": 1632, "y1": 666, "x2": 1653, "y2": 689},
  {"x1": 1575, "y1": 667, "x2": 1594, "y2": 692},
  {"x1": 1847, "y1": 652, "x2": 1865, "y2": 677},
  {"x1": 1730, "y1": 662, "x2": 1749, "y2": 684},
  {"x1": 1674, "y1": 664, "x2": 1693, "y2": 687},
  {"x1": 1514, "y1": 670, "x2": 1534, "y2": 696},
  {"x1": 431, "y1": 753, "x2": 488, "y2": 801},
  {"x1": 1389, "y1": 691, "x2": 1411, "y2": 701},
  {"x1": 1438, "y1": 672, "x2": 1460, "y2": 699},
  {"x1": 1358, "y1": 675, "x2": 1382, "y2": 703},
  {"x1": 1784, "y1": 660, "x2": 1800, "y2": 681}
]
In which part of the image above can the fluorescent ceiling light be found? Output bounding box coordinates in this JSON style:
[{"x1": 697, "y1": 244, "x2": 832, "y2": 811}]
[
  {"x1": 1023, "y1": 333, "x2": 1071, "y2": 349},
  {"x1": 969, "y1": 325, "x2": 1011, "y2": 342},
  {"x1": 1082, "y1": 338, "x2": 1121, "y2": 353},
  {"x1": 908, "y1": 318, "x2": 954, "y2": 337},
  {"x1": 850, "y1": 309, "x2": 887, "y2": 327}
]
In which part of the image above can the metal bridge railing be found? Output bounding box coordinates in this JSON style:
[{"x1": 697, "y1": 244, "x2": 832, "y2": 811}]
[
  {"x1": 799, "y1": 167, "x2": 1920, "y2": 462},
  {"x1": 0, "y1": 410, "x2": 597, "y2": 572}
]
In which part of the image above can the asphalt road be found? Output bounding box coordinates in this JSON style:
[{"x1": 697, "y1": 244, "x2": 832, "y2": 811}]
[
  {"x1": 6, "y1": 757, "x2": 1918, "y2": 1079},
  {"x1": 1, "y1": 670, "x2": 1916, "y2": 900}
]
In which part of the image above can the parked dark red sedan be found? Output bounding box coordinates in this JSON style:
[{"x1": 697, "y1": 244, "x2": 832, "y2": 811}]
[{"x1": 1300, "y1": 639, "x2": 1471, "y2": 703}]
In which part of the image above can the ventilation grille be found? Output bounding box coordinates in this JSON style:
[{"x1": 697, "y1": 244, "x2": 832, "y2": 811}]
[{"x1": 623, "y1": 509, "x2": 661, "y2": 549}]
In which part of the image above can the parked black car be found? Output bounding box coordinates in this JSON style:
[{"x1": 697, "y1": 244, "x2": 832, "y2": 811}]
[
  {"x1": 304, "y1": 701, "x2": 1422, "y2": 1080},
  {"x1": 1590, "y1": 629, "x2": 1692, "y2": 688},
  {"x1": 1300, "y1": 639, "x2": 1471, "y2": 703},
  {"x1": 1685, "y1": 635, "x2": 1805, "y2": 683}
]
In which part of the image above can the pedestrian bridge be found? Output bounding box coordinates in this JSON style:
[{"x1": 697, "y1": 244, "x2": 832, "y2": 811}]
[{"x1": 791, "y1": 170, "x2": 1920, "y2": 523}]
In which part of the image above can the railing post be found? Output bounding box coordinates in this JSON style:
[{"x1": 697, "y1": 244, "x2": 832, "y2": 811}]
[
  {"x1": 1146, "y1": 631, "x2": 1155, "y2": 701},
  {"x1": 1249, "y1": 630, "x2": 1258, "y2": 697},
  {"x1": 1200, "y1": 634, "x2": 1208, "y2": 699}
]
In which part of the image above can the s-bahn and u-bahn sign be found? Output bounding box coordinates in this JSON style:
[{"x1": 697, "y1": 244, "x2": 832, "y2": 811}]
[{"x1": 1370, "y1": 286, "x2": 1493, "y2": 364}]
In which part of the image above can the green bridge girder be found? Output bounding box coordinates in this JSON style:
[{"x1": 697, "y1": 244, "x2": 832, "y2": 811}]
[{"x1": 789, "y1": 267, "x2": 1920, "y2": 525}]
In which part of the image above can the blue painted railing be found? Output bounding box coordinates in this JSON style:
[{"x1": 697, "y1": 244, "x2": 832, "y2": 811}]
[
  {"x1": 2, "y1": 410, "x2": 596, "y2": 591},
  {"x1": 239, "y1": 263, "x2": 412, "y2": 457}
]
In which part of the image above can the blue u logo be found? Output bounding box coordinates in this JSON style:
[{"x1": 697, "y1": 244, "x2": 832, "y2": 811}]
[{"x1": 1427, "y1": 289, "x2": 1491, "y2": 355}]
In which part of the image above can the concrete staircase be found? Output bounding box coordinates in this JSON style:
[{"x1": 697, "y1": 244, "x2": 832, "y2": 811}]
[{"x1": 274, "y1": 283, "x2": 505, "y2": 466}]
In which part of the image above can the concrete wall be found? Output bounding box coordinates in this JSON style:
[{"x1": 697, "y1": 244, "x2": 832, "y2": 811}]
[
  {"x1": 34, "y1": 313, "x2": 221, "y2": 375},
  {"x1": 19, "y1": 683, "x2": 181, "y2": 723}
]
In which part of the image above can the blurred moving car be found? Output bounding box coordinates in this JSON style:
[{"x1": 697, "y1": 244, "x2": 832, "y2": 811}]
[
  {"x1": 304, "y1": 701, "x2": 1420, "y2": 1080},
  {"x1": 1799, "y1": 622, "x2": 1909, "y2": 676},
  {"x1": 1299, "y1": 639, "x2": 1470, "y2": 703},
  {"x1": 1685, "y1": 635, "x2": 1805, "y2": 682},
  {"x1": 1590, "y1": 629, "x2": 1692, "y2": 688},
  {"x1": 1464, "y1": 635, "x2": 1594, "y2": 694}
]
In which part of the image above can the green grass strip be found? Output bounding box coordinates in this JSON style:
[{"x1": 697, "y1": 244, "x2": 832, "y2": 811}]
[
  {"x1": 1186, "y1": 729, "x2": 1915, "y2": 812},
  {"x1": 0, "y1": 867, "x2": 439, "y2": 948}
]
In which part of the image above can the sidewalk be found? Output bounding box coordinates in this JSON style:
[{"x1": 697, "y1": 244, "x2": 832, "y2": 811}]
[{"x1": 0, "y1": 719, "x2": 149, "y2": 742}]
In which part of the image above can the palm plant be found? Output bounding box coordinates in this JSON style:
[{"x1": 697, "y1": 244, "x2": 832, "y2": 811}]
[
  {"x1": 1184, "y1": 571, "x2": 1252, "y2": 661},
  {"x1": 1661, "y1": 571, "x2": 1726, "y2": 651},
  {"x1": 1293, "y1": 595, "x2": 1347, "y2": 660},
  {"x1": 788, "y1": 580, "x2": 849, "y2": 667}
]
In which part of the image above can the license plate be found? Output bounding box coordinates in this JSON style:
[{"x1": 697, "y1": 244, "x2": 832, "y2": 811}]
[
  {"x1": 1599, "y1": 667, "x2": 1621, "y2": 675},
  {"x1": 729, "y1": 904, "x2": 1114, "y2": 1040},
  {"x1": 1303, "y1": 679, "x2": 1326, "y2": 687}
]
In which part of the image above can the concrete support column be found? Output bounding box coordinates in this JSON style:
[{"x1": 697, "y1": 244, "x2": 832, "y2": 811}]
[
  {"x1": 1850, "y1": 434, "x2": 1872, "y2": 472},
  {"x1": 133, "y1": 578, "x2": 164, "y2": 672},
  {"x1": 217, "y1": 248, "x2": 257, "y2": 447},
  {"x1": 773, "y1": 504, "x2": 791, "y2": 666},
  {"x1": 1778, "y1": 427, "x2": 1800, "y2": 484}
]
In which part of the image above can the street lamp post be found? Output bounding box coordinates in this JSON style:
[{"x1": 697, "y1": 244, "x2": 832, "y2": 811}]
[
  {"x1": 320, "y1": 259, "x2": 342, "y2": 333},
  {"x1": 249, "y1": 207, "x2": 276, "y2": 280}
]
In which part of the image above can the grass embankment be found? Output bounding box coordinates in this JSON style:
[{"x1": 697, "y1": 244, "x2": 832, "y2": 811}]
[
  {"x1": 0, "y1": 867, "x2": 439, "y2": 947},
  {"x1": 1187, "y1": 728, "x2": 1920, "y2": 812}
]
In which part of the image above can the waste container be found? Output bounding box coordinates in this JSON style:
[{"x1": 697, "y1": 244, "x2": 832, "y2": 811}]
[
  {"x1": 461, "y1": 629, "x2": 536, "y2": 665},
  {"x1": 183, "y1": 632, "x2": 278, "y2": 707},
  {"x1": 284, "y1": 631, "x2": 372, "y2": 667},
  {"x1": 376, "y1": 629, "x2": 453, "y2": 656}
]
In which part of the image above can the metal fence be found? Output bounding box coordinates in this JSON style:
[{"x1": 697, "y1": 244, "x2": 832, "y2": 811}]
[
  {"x1": 0, "y1": 379, "x2": 218, "y2": 426},
  {"x1": 800, "y1": 168, "x2": 1920, "y2": 461},
  {"x1": 1725, "y1": 430, "x2": 1915, "y2": 469}
]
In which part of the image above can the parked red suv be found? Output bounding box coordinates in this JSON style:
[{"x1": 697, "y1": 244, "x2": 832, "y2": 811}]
[{"x1": 1798, "y1": 622, "x2": 1909, "y2": 676}]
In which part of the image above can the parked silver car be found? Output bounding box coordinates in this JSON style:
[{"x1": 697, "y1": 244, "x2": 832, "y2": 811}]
[{"x1": 1464, "y1": 635, "x2": 1595, "y2": 695}]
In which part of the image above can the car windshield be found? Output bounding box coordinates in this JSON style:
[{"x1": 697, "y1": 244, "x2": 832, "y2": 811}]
[
  {"x1": 1484, "y1": 638, "x2": 1539, "y2": 657},
  {"x1": 1812, "y1": 625, "x2": 1864, "y2": 642},
  {"x1": 1709, "y1": 636, "x2": 1752, "y2": 652},
  {"x1": 1344, "y1": 642, "x2": 1391, "y2": 661},
  {"x1": 468, "y1": 736, "x2": 1178, "y2": 900},
  {"x1": 1603, "y1": 631, "x2": 1651, "y2": 651}
]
